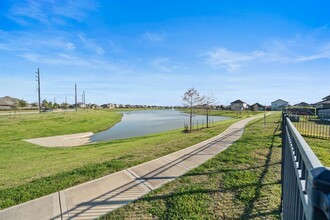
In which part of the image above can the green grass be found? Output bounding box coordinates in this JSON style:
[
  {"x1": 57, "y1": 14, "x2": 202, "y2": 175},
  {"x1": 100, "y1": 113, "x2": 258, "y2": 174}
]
[
  {"x1": 0, "y1": 110, "x2": 123, "y2": 187},
  {"x1": 179, "y1": 108, "x2": 265, "y2": 118},
  {"x1": 0, "y1": 110, "x2": 258, "y2": 209},
  {"x1": 101, "y1": 113, "x2": 282, "y2": 220},
  {"x1": 289, "y1": 116, "x2": 330, "y2": 167},
  {"x1": 305, "y1": 137, "x2": 330, "y2": 167},
  {"x1": 292, "y1": 120, "x2": 330, "y2": 139}
]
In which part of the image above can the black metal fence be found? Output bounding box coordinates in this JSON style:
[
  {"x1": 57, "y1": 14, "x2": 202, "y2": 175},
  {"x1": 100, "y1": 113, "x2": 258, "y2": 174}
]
[
  {"x1": 285, "y1": 113, "x2": 330, "y2": 139},
  {"x1": 281, "y1": 113, "x2": 330, "y2": 219}
]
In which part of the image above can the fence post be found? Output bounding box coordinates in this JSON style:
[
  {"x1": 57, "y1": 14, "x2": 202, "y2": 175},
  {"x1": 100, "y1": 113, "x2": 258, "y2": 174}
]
[
  {"x1": 281, "y1": 112, "x2": 287, "y2": 214},
  {"x1": 307, "y1": 167, "x2": 330, "y2": 220}
]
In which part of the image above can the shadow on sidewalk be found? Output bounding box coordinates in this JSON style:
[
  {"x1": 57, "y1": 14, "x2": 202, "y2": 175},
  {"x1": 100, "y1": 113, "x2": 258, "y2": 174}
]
[{"x1": 102, "y1": 117, "x2": 283, "y2": 219}]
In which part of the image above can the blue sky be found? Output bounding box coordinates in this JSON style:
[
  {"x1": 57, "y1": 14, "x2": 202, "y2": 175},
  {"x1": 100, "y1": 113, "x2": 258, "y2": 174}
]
[{"x1": 1, "y1": 0, "x2": 330, "y2": 106}]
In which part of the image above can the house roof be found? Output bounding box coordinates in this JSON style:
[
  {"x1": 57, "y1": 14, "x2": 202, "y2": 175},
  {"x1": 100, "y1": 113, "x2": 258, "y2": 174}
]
[
  {"x1": 294, "y1": 102, "x2": 309, "y2": 106},
  {"x1": 271, "y1": 99, "x2": 289, "y2": 104},
  {"x1": 251, "y1": 103, "x2": 264, "y2": 107},
  {"x1": 231, "y1": 99, "x2": 246, "y2": 104},
  {"x1": 316, "y1": 100, "x2": 330, "y2": 105},
  {"x1": 0, "y1": 99, "x2": 10, "y2": 106},
  {"x1": 0, "y1": 96, "x2": 19, "y2": 105},
  {"x1": 322, "y1": 95, "x2": 330, "y2": 100}
]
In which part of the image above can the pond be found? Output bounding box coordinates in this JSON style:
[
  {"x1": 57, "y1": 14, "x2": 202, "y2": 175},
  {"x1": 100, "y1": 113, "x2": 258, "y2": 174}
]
[{"x1": 91, "y1": 109, "x2": 230, "y2": 142}]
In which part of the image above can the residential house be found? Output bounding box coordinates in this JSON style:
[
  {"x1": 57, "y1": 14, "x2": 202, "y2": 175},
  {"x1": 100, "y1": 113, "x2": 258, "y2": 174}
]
[
  {"x1": 0, "y1": 99, "x2": 11, "y2": 110},
  {"x1": 76, "y1": 102, "x2": 86, "y2": 108},
  {"x1": 230, "y1": 100, "x2": 248, "y2": 111},
  {"x1": 90, "y1": 104, "x2": 100, "y2": 109},
  {"x1": 271, "y1": 99, "x2": 289, "y2": 111},
  {"x1": 100, "y1": 103, "x2": 115, "y2": 108},
  {"x1": 294, "y1": 102, "x2": 310, "y2": 107},
  {"x1": 250, "y1": 103, "x2": 265, "y2": 111},
  {"x1": 314, "y1": 95, "x2": 330, "y2": 109},
  {"x1": 0, "y1": 96, "x2": 20, "y2": 110},
  {"x1": 31, "y1": 102, "x2": 39, "y2": 109}
]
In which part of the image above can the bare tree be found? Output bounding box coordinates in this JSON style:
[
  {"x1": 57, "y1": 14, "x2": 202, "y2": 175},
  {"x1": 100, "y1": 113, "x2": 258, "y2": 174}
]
[
  {"x1": 202, "y1": 94, "x2": 217, "y2": 128},
  {"x1": 182, "y1": 88, "x2": 203, "y2": 131},
  {"x1": 18, "y1": 99, "x2": 27, "y2": 114},
  {"x1": 10, "y1": 101, "x2": 18, "y2": 118}
]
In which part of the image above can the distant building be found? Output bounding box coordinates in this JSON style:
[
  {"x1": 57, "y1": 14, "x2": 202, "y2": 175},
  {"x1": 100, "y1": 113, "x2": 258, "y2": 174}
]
[
  {"x1": 313, "y1": 95, "x2": 330, "y2": 109},
  {"x1": 0, "y1": 96, "x2": 20, "y2": 110},
  {"x1": 294, "y1": 102, "x2": 310, "y2": 107},
  {"x1": 0, "y1": 99, "x2": 11, "y2": 110},
  {"x1": 230, "y1": 100, "x2": 248, "y2": 111},
  {"x1": 250, "y1": 103, "x2": 265, "y2": 111},
  {"x1": 271, "y1": 99, "x2": 289, "y2": 111},
  {"x1": 100, "y1": 103, "x2": 115, "y2": 108},
  {"x1": 90, "y1": 104, "x2": 100, "y2": 109}
]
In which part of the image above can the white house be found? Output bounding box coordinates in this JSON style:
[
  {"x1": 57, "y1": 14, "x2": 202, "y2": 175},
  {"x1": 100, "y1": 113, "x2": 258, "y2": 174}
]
[
  {"x1": 271, "y1": 99, "x2": 289, "y2": 111},
  {"x1": 230, "y1": 100, "x2": 248, "y2": 111}
]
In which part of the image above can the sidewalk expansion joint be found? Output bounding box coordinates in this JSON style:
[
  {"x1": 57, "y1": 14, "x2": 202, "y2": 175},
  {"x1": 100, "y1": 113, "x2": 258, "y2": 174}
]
[
  {"x1": 161, "y1": 156, "x2": 191, "y2": 170},
  {"x1": 125, "y1": 169, "x2": 153, "y2": 191},
  {"x1": 58, "y1": 191, "x2": 63, "y2": 220}
]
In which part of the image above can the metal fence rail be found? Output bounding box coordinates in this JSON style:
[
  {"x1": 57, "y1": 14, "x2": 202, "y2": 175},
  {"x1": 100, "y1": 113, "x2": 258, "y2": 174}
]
[
  {"x1": 288, "y1": 114, "x2": 330, "y2": 139},
  {"x1": 281, "y1": 113, "x2": 330, "y2": 220}
]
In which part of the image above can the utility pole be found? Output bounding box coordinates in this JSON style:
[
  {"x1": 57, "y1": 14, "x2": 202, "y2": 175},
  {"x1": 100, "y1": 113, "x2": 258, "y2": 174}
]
[
  {"x1": 36, "y1": 68, "x2": 41, "y2": 114},
  {"x1": 82, "y1": 90, "x2": 85, "y2": 110},
  {"x1": 83, "y1": 90, "x2": 86, "y2": 111},
  {"x1": 75, "y1": 83, "x2": 77, "y2": 112},
  {"x1": 264, "y1": 104, "x2": 266, "y2": 126}
]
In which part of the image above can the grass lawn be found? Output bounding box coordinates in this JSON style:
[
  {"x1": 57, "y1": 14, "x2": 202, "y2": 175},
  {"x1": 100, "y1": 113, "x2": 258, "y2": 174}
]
[
  {"x1": 0, "y1": 110, "x2": 259, "y2": 209},
  {"x1": 0, "y1": 110, "x2": 123, "y2": 186},
  {"x1": 292, "y1": 116, "x2": 330, "y2": 139},
  {"x1": 101, "y1": 113, "x2": 282, "y2": 220},
  {"x1": 179, "y1": 108, "x2": 266, "y2": 118},
  {"x1": 288, "y1": 116, "x2": 330, "y2": 167},
  {"x1": 305, "y1": 137, "x2": 330, "y2": 167}
]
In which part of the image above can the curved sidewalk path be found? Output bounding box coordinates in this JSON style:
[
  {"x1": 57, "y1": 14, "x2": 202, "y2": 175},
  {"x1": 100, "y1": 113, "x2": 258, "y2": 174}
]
[{"x1": 0, "y1": 115, "x2": 263, "y2": 220}]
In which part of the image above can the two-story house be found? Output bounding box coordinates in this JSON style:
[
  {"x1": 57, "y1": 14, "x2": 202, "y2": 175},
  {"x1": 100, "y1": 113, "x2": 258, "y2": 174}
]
[
  {"x1": 271, "y1": 99, "x2": 289, "y2": 111},
  {"x1": 230, "y1": 100, "x2": 248, "y2": 111}
]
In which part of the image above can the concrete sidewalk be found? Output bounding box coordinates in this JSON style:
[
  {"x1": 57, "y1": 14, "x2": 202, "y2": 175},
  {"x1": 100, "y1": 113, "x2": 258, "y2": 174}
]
[
  {"x1": 0, "y1": 115, "x2": 262, "y2": 220},
  {"x1": 24, "y1": 132, "x2": 94, "y2": 147}
]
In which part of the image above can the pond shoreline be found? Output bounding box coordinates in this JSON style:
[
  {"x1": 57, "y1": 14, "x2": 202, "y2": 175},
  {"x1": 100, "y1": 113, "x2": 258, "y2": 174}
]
[
  {"x1": 91, "y1": 109, "x2": 230, "y2": 142},
  {"x1": 24, "y1": 109, "x2": 231, "y2": 147}
]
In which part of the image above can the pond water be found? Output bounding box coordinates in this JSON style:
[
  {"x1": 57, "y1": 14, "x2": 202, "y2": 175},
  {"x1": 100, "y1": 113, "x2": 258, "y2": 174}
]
[{"x1": 91, "y1": 109, "x2": 230, "y2": 142}]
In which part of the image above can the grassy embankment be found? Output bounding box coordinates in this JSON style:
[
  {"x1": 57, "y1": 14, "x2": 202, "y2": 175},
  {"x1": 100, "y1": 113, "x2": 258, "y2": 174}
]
[
  {"x1": 102, "y1": 113, "x2": 282, "y2": 220},
  {"x1": 179, "y1": 108, "x2": 265, "y2": 118},
  {"x1": 0, "y1": 109, "x2": 256, "y2": 209}
]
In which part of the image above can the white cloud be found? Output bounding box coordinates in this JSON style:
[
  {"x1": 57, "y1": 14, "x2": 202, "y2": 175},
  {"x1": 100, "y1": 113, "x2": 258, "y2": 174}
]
[
  {"x1": 0, "y1": 32, "x2": 76, "y2": 53},
  {"x1": 292, "y1": 43, "x2": 330, "y2": 62},
  {"x1": 203, "y1": 39, "x2": 330, "y2": 71},
  {"x1": 7, "y1": 0, "x2": 97, "y2": 26},
  {"x1": 151, "y1": 57, "x2": 180, "y2": 72},
  {"x1": 142, "y1": 31, "x2": 166, "y2": 42},
  {"x1": 203, "y1": 48, "x2": 264, "y2": 71},
  {"x1": 19, "y1": 52, "x2": 131, "y2": 73},
  {"x1": 78, "y1": 34, "x2": 104, "y2": 55}
]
